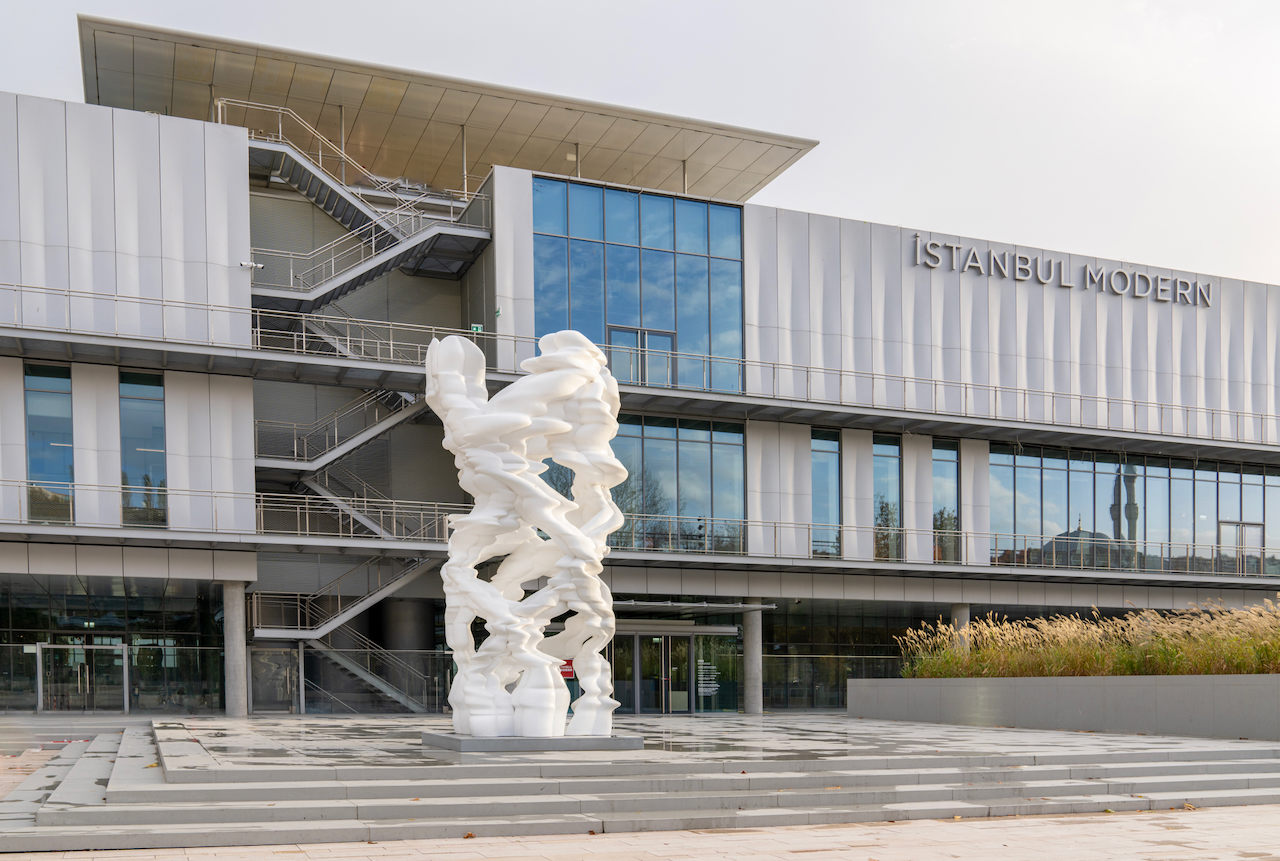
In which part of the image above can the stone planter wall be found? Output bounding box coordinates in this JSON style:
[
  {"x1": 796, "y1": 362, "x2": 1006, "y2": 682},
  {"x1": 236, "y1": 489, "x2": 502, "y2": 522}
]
[{"x1": 847, "y1": 675, "x2": 1280, "y2": 741}]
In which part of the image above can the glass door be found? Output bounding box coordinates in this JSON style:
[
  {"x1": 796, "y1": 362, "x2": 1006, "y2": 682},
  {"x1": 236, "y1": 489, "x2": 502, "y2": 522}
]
[
  {"x1": 38, "y1": 644, "x2": 126, "y2": 712},
  {"x1": 616, "y1": 634, "x2": 692, "y2": 715}
]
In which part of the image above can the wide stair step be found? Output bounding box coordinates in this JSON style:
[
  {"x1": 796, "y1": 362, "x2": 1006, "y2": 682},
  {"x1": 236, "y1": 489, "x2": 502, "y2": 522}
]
[{"x1": 9, "y1": 725, "x2": 1280, "y2": 852}]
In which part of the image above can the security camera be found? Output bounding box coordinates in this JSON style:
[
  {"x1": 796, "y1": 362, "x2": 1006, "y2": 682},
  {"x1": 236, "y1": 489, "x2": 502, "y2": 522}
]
[{"x1": 239, "y1": 261, "x2": 265, "y2": 270}]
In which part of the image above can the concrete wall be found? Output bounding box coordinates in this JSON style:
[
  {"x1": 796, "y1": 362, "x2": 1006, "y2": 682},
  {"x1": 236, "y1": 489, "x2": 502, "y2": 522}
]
[
  {"x1": 847, "y1": 676, "x2": 1280, "y2": 742},
  {"x1": 0, "y1": 92, "x2": 251, "y2": 346}
]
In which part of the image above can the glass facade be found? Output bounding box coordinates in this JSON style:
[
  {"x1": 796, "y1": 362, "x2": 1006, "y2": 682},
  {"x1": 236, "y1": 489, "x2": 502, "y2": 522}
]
[
  {"x1": 24, "y1": 364, "x2": 73, "y2": 523},
  {"x1": 532, "y1": 177, "x2": 744, "y2": 391},
  {"x1": 989, "y1": 443, "x2": 1279, "y2": 574},
  {"x1": 608, "y1": 415, "x2": 745, "y2": 552},
  {"x1": 120, "y1": 372, "x2": 167, "y2": 526},
  {"x1": 933, "y1": 440, "x2": 960, "y2": 562},
  {"x1": 811, "y1": 430, "x2": 840, "y2": 557},
  {"x1": 0, "y1": 575, "x2": 224, "y2": 713},
  {"x1": 873, "y1": 434, "x2": 902, "y2": 560}
]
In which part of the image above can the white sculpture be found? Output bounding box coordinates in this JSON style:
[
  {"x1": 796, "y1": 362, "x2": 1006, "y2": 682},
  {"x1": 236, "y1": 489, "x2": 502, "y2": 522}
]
[{"x1": 424, "y1": 331, "x2": 627, "y2": 737}]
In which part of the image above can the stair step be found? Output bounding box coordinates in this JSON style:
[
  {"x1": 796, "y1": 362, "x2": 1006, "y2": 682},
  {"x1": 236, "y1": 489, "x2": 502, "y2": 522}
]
[
  {"x1": 40, "y1": 733, "x2": 119, "y2": 810},
  {"x1": 0, "y1": 741, "x2": 89, "y2": 824}
]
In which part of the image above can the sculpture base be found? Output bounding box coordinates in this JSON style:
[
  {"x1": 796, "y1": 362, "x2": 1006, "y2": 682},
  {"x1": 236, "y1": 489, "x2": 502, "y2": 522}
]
[{"x1": 421, "y1": 731, "x2": 644, "y2": 753}]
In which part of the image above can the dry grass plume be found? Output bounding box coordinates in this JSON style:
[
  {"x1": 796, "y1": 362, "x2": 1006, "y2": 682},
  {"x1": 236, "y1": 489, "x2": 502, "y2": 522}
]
[{"x1": 898, "y1": 599, "x2": 1280, "y2": 677}]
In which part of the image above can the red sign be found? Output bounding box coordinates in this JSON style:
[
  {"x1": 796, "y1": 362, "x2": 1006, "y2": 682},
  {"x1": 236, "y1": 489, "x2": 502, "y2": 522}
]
[{"x1": 560, "y1": 659, "x2": 575, "y2": 679}]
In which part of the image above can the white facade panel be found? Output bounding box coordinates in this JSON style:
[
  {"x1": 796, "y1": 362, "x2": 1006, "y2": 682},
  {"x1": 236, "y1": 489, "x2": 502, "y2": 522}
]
[
  {"x1": 71, "y1": 363, "x2": 122, "y2": 527},
  {"x1": 738, "y1": 207, "x2": 1254, "y2": 441},
  {"x1": 491, "y1": 166, "x2": 535, "y2": 370},
  {"x1": 0, "y1": 357, "x2": 24, "y2": 521}
]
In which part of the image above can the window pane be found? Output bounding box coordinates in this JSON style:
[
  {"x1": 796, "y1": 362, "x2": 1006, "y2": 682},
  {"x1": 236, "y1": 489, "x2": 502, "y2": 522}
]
[
  {"x1": 607, "y1": 328, "x2": 639, "y2": 385},
  {"x1": 641, "y1": 250, "x2": 675, "y2": 331},
  {"x1": 121, "y1": 380, "x2": 167, "y2": 527},
  {"x1": 567, "y1": 183, "x2": 603, "y2": 240},
  {"x1": 640, "y1": 194, "x2": 674, "y2": 250},
  {"x1": 712, "y1": 442, "x2": 744, "y2": 521},
  {"x1": 533, "y1": 235, "x2": 568, "y2": 336},
  {"x1": 605, "y1": 188, "x2": 639, "y2": 245},
  {"x1": 605, "y1": 244, "x2": 640, "y2": 328},
  {"x1": 644, "y1": 332, "x2": 672, "y2": 387},
  {"x1": 676, "y1": 254, "x2": 709, "y2": 387},
  {"x1": 678, "y1": 440, "x2": 711, "y2": 519},
  {"x1": 532, "y1": 177, "x2": 567, "y2": 235},
  {"x1": 569, "y1": 239, "x2": 605, "y2": 344},
  {"x1": 1042, "y1": 467, "x2": 1067, "y2": 537},
  {"x1": 674, "y1": 199, "x2": 708, "y2": 254},
  {"x1": 709, "y1": 204, "x2": 742, "y2": 259},
  {"x1": 709, "y1": 259, "x2": 742, "y2": 359},
  {"x1": 25, "y1": 368, "x2": 73, "y2": 524}
]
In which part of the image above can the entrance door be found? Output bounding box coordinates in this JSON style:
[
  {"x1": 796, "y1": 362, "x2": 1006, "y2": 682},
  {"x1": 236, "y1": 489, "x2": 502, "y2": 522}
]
[
  {"x1": 38, "y1": 644, "x2": 126, "y2": 712},
  {"x1": 612, "y1": 634, "x2": 692, "y2": 715}
]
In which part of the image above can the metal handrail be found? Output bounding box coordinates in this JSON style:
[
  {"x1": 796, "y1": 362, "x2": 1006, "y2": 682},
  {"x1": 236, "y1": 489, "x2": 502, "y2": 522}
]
[
  {"x1": 255, "y1": 389, "x2": 413, "y2": 461},
  {"x1": 326, "y1": 623, "x2": 433, "y2": 693},
  {"x1": 2, "y1": 279, "x2": 1280, "y2": 449},
  {"x1": 302, "y1": 677, "x2": 359, "y2": 713}
]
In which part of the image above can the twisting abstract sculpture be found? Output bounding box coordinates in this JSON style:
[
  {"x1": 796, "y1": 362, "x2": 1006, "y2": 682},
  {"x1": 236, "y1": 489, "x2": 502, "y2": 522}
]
[{"x1": 424, "y1": 331, "x2": 627, "y2": 737}]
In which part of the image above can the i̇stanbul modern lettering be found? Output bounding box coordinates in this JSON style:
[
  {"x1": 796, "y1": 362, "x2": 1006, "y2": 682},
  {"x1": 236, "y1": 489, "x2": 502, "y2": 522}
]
[{"x1": 912, "y1": 234, "x2": 1212, "y2": 307}]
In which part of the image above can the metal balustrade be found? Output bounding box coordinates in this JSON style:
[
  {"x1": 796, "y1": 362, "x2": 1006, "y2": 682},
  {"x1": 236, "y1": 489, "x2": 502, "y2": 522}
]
[
  {"x1": 0, "y1": 475, "x2": 1273, "y2": 579},
  {"x1": 1, "y1": 280, "x2": 1279, "y2": 448},
  {"x1": 255, "y1": 389, "x2": 420, "y2": 462}
]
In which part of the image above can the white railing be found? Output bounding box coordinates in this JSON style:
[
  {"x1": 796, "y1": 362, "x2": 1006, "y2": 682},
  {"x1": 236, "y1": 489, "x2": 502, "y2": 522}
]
[
  {"x1": 0, "y1": 280, "x2": 1278, "y2": 450},
  {"x1": 255, "y1": 390, "x2": 413, "y2": 462},
  {"x1": 0, "y1": 478, "x2": 460, "y2": 543}
]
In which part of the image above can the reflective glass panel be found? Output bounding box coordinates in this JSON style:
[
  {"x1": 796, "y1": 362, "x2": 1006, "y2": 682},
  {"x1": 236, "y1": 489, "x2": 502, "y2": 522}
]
[
  {"x1": 812, "y1": 430, "x2": 840, "y2": 558},
  {"x1": 567, "y1": 183, "x2": 603, "y2": 240},
  {"x1": 25, "y1": 365, "x2": 73, "y2": 523},
  {"x1": 569, "y1": 239, "x2": 605, "y2": 344},
  {"x1": 532, "y1": 178, "x2": 567, "y2": 235},
  {"x1": 674, "y1": 199, "x2": 708, "y2": 254},
  {"x1": 641, "y1": 250, "x2": 675, "y2": 331},
  {"x1": 605, "y1": 188, "x2": 639, "y2": 245},
  {"x1": 605, "y1": 244, "x2": 640, "y2": 328},
  {"x1": 708, "y1": 204, "x2": 742, "y2": 259},
  {"x1": 640, "y1": 194, "x2": 674, "y2": 249},
  {"x1": 533, "y1": 235, "x2": 568, "y2": 336},
  {"x1": 120, "y1": 372, "x2": 166, "y2": 527},
  {"x1": 676, "y1": 254, "x2": 709, "y2": 387}
]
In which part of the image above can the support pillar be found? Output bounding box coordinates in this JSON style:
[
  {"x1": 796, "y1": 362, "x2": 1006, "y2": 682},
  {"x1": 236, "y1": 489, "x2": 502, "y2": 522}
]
[
  {"x1": 223, "y1": 581, "x2": 248, "y2": 717},
  {"x1": 743, "y1": 599, "x2": 763, "y2": 715},
  {"x1": 950, "y1": 603, "x2": 971, "y2": 651}
]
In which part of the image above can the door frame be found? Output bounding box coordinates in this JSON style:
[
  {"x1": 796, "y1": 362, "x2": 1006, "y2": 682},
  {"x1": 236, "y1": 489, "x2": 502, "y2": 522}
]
[{"x1": 35, "y1": 643, "x2": 129, "y2": 714}]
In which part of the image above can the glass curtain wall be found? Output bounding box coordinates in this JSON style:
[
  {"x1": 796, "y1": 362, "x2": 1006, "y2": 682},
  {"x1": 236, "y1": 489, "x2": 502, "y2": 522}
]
[
  {"x1": 607, "y1": 415, "x2": 745, "y2": 552},
  {"x1": 811, "y1": 430, "x2": 840, "y2": 557},
  {"x1": 533, "y1": 177, "x2": 743, "y2": 391},
  {"x1": 120, "y1": 372, "x2": 167, "y2": 526},
  {"x1": 932, "y1": 440, "x2": 960, "y2": 561},
  {"x1": 989, "y1": 443, "x2": 1273, "y2": 574},
  {"x1": 873, "y1": 434, "x2": 902, "y2": 559},
  {"x1": 24, "y1": 365, "x2": 73, "y2": 523}
]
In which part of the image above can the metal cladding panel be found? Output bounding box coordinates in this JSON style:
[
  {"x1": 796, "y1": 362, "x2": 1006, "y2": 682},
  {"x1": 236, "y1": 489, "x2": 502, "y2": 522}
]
[
  {"x1": 209, "y1": 374, "x2": 255, "y2": 531},
  {"x1": 491, "y1": 166, "x2": 534, "y2": 369},
  {"x1": 869, "y1": 223, "x2": 902, "y2": 403},
  {"x1": 203, "y1": 123, "x2": 251, "y2": 346},
  {"x1": 163, "y1": 371, "x2": 213, "y2": 531},
  {"x1": 0, "y1": 357, "x2": 23, "y2": 520},
  {"x1": 901, "y1": 433, "x2": 933, "y2": 563},
  {"x1": 777, "y1": 422, "x2": 812, "y2": 557},
  {"x1": 810, "y1": 214, "x2": 841, "y2": 403},
  {"x1": 71, "y1": 363, "x2": 122, "y2": 527},
  {"x1": 960, "y1": 438, "x2": 990, "y2": 564},
  {"x1": 744, "y1": 420, "x2": 774, "y2": 556},
  {"x1": 743, "y1": 207, "x2": 1272, "y2": 442},
  {"x1": 17, "y1": 96, "x2": 69, "y2": 299},
  {"x1": 742, "y1": 204, "x2": 777, "y2": 395},
  {"x1": 775, "y1": 209, "x2": 808, "y2": 398},
  {"x1": 841, "y1": 428, "x2": 873, "y2": 560}
]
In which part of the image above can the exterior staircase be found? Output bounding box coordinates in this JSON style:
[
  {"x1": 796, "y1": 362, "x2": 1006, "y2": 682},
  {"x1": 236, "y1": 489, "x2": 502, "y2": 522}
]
[
  {"x1": 255, "y1": 389, "x2": 427, "y2": 472},
  {"x1": 11, "y1": 721, "x2": 1280, "y2": 850},
  {"x1": 218, "y1": 99, "x2": 491, "y2": 313}
]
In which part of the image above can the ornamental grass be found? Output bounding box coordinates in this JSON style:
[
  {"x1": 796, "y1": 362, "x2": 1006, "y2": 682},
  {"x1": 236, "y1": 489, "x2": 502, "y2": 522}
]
[{"x1": 897, "y1": 599, "x2": 1280, "y2": 678}]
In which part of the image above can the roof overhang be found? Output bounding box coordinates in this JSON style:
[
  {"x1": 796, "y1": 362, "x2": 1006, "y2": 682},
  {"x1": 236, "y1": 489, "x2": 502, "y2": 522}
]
[{"x1": 77, "y1": 16, "x2": 817, "y2": 201}]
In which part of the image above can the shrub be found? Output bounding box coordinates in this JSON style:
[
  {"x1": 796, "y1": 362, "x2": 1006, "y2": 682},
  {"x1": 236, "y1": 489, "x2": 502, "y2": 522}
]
[{"x1": 897, "y1": 599, "x2": 1280, "y2": 678}]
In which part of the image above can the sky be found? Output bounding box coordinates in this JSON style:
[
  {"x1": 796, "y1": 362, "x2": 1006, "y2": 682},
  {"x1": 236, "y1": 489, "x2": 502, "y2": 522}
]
[{"x1": 3, "y1": 0, "x2": 1279, "y2": 284}]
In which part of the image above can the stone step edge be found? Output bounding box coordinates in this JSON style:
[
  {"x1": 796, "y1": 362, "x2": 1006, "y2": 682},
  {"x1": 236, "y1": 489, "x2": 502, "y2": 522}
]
[
  {"x1": 40, "y1": 734, "x2": 120, "y2": 811},
  {"x1": 10, "y1": 787, "x2": 1280, "y2": 852},
  {"x1": 42, "y1": 775, "x2": 1280, "y2": 827},
  {"x1": 156, "y1": 746, "x2": 1280, "y2": 784},
  {"x1": 102, "y1": 760, "x2": 1280, "y2": 804}
]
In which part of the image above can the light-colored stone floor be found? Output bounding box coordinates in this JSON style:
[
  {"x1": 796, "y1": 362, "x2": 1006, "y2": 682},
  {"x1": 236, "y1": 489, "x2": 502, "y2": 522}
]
[
  {"x1": 7, "y1": 804, "x2": 1280, "y2": 860},
  {"x1": 155, "y1": 712, "x2": 1280, "y2": 776}
]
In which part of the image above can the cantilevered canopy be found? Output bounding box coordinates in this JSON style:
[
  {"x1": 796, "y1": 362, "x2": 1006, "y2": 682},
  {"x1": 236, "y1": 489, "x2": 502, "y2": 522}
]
[{"x1": 78, "y1": 16, "x2": 817, "y2": 201}]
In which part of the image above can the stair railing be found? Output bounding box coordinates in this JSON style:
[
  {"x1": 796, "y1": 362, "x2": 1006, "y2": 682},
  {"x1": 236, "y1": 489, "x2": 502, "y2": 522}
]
[
  {"x1": 321, "y1": 623, "x2": 441, "y2": 710},
  {"x1": 250, "y1": 556, "x2": 432, "y2": 633},
  {"x1": 255, "y1": 389, "x2": 416, "y2": 462}
]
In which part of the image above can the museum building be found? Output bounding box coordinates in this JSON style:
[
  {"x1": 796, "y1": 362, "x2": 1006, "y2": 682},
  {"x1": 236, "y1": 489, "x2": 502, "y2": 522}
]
[{"x1": 0, "y1": 16, "x2": 1277, "y2": 717}]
